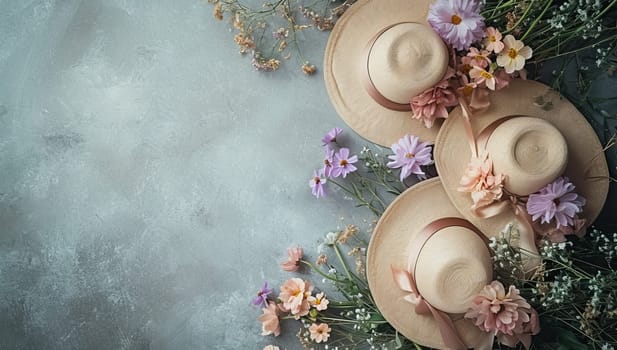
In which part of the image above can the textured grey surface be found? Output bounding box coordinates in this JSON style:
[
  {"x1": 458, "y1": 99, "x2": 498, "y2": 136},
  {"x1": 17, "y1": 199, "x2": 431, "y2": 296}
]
[{"x1": 0, "y1": 1, "x2": 371, "y2": 349}]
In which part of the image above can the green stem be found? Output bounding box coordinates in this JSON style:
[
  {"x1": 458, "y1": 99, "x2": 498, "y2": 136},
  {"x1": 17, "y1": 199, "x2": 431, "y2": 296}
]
[
  {"x1": 521, "y1": 0, "x2": 552, "y2": 41},
  {"x1": 300, "y1": 260, "x2": 347, "y2": 283}
]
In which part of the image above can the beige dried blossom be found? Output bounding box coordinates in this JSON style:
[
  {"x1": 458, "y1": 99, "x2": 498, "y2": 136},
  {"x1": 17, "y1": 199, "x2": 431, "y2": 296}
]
[
  {"x1": 301, "y1": 8, "x2": 335, "y2": 31},
  {"x1": 234, "y1": 33, "x2": 255, "y2": 54},
  {"x1": 331, "y1": 0, "x2": 353, "y2": 17},
  {"x1": 337, "y1": 224, "x2": 359, "y2": 243},
  {"x1": 355, "y1": 257, "x2": 365, "y2": 274},
  {"x1": 212, "y1": 2, "x2": 224, "y2": 20},
  {"x1": 315, "y1": 254, "x2": 327, "y2": 266},
  {"x1": 233, "y1": 13, "x2": 244, "y2": 30},
  {"x1": 278, "y1": 40, "x2": 287, "y2": 52},
  {"x1": 252, "y1": 57, "x2": 280, "y2": 72},
  {"x1": 347, "y1": 247, "x2": 361, "y2": 256},
  {"x1": 301, "y1": 62, "x2": 316, "y2": 75}
]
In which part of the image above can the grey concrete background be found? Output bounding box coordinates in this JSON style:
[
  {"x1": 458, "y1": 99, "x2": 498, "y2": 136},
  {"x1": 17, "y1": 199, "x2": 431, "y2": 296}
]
[{"x1": 0, "y1": 1, "x2": 374, "y2": 349}]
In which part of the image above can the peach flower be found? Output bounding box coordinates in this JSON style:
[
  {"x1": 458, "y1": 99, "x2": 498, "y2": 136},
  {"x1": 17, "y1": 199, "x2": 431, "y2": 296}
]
[
  {"x1": 410, "y1": 68, "x2": 458, "y2": 128},
  {"x1": 465, "y1": 281, "x2": 539, "y2": 349},
  {"x1": 308, "y1": 292, "x2": 329, "y2": 311},
  {"x1": 263, "y1": 346, "x2": 280, "y2": 350},
  {"x1": 258, "y1": 301, "x2": 281, "y2": 337},
  {"x1": 280, "y1": 247, "x2": 303, "y2": 272},
  {"x1": 458, "y1": 151, "x2": 505, "y2": 209},
  {"x1": 463, "y1": 47, "x2": 490, "y2": 68},
  {"x1": 483, "y1": 27, "x2": 505, "y2": 53},
  {"x1": 309, "y1": 322, "x2": 331, "y2": 343},
  {"x1": 279, "y1": 278, "x2": 313, "y2": 317},
  {"x1": 496, "y1": 35, "x2": 532, "y2": 74},
  {"x1": 469, "y1": 65, "x2": 496, "y2": 90}
]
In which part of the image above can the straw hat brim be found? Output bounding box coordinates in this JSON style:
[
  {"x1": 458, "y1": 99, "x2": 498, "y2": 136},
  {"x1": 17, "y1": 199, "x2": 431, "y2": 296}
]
[
  {"x1": 434, "y1": 79, "x2": 610, "y2": 239},
  {"x1": 366, "y1": 177, "x2": 488, "y2": 349},
  {"x1": 324, "y1": 0, "x2": 440, "y2": 147}
]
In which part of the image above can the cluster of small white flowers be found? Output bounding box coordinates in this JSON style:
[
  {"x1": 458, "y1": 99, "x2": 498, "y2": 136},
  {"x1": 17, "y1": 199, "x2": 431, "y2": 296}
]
[
  {"x1": 602, "y1": 343, "x2": 615, "y2": 350},
  {"x1": 538, "y1": 239, "x2": 572, "y2": 263},
  {"x1": 589, "y1": 228, "x2": 617, "y2": 262},
  {"x1": 541, "y1": 273, "x2": 574, "y2": 307},
  {"x1": 488, "y1": 229, "x2": 523, "y2": 276},
  {"x1": 585, "y1": 271, "x2": 606, "y2": 318},
  {"x1": 547, "y1": 0, "x2": 604, "y2": 39}
]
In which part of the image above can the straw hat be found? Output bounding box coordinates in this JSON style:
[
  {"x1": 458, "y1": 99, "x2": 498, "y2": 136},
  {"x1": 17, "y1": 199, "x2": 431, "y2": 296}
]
[
  {"x1": 435, "y1": 79, "x2": 609, "y2": 246},
  {"x1": 324, "y1": 0, "x2": 448, "y2": 146},
  {"x1": 367, "y1": 177, "x2": 494, "y2": 349}
]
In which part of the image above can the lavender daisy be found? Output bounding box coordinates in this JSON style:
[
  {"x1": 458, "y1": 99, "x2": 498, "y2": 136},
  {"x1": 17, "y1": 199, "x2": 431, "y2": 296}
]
[
  {"x1": 252, "y1": 281, "x2": 273, "y2": 308},
  {"x1": 331, "y1": 148, "x2": 358, "y2": 178},
  {"x1": 322, "y1": 127, "x2": 342, "y2": 146},
  {"x1": 322, "y1": 145, "x2": 335, "y2": 177},
  {"x1": 427, "y1": 0, "x2": 485, "y2": 51},
  {"x1": 309, "y1": 168, "x2": 327, "y2": 198},
  {"x1": 526, "y1": 177, "x2": 586, "y2": 229},
  {"x1": 387, "y1": 135, "x2": 433, "y2": 181}
]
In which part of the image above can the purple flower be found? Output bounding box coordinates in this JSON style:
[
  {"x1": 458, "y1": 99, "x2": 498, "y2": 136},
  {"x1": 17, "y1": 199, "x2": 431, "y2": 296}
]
[
  {"x1": 526, "y1": 177, "x2": 586, "y2": 229},
  {"x1": 252, "y1": 281, "x2": 273, "y2": 308},
  {"x1": 322, "y1": 127, "x2": 342, "y2": 146},
  {"x1": 322, "y1": 146, "x2": 335, "y2": 177},
  {"x1": 427, "y1": 0, "x2": 485, "y2": 51},
  {"x1": 331, "y1": 148, "x2": 358, "y2": 178},
  {"x1": 387, "y1": 135, "x2": 433, "y2": 181},
  {"x1": 309, "y1": 168, "x2": 327, "y2": 198}
]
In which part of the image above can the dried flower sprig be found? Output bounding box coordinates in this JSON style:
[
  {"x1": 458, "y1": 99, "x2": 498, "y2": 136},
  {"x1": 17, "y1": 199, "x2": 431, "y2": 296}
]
[{"x1": 208, "y1": 0, "x2": 356, "y2": 72}]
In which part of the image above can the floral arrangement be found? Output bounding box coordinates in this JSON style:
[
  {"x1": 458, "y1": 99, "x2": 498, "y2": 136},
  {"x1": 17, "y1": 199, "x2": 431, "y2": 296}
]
[
  {"x1": 253, "y1": 128, "x2": 617, "y2": 350},
  {"x1": 209, "y1": 0, "x2": 617, "y2": 348}
]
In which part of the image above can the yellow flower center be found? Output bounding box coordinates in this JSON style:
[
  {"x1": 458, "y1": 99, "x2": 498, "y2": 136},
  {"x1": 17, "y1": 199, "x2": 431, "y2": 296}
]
[
  {"x1": 490, "y1": 35, "x2": 496, "y2": 42},
  {"x1": 315, "y1": 298, "x2": 321, "y2": 305},
  {"x1": 480, "y1": 70, "x2": 493, "y2": 79},
  {"x1": 314, "y1": 176, "x2": 321, "y2": 183},
  {"x1": 324, "y1": 159, "x2": 330, "y2": 166},
  {"x1": 451, "y1": 14, "x2": 462, "y2": 25},
  {"x1": 340, "y1": 159, "x2": 348, "y2": 166},
  {"x1": 508, "y1": 48, "x2": 518, "y2": 59},
  {"x1": 405, "y1": 152, "x2": 414, "y2": 158},
  {"x1": 293, "y1": 289, "x2": 301, "y2": 297},
  {"x1": 257, "y1": 290, "x2": 263, "y2": 296},
  {"x1": 475, "y1": 55, "x2": 485, "y2": 63}
]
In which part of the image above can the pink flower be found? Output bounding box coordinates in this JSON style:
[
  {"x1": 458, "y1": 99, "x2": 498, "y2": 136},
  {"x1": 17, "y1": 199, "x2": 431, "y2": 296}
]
[
  {"x1": 263, "y1": 346, "x2": 280, "y2": 350},
  {"x1": 387, "y1": 135, "x2": 433, "y2": 181},
  {"x1": 331, "y1": 148, "x2": 358, "y2": 178},
  {"x1": 483, "y1": 27, "x2": 504, "y2": 53},
  {"x1": 533, "y1": 216, "x2": 586, "y2": 243},
  {"x1": 497, "y1": 308, "x2": 540, "y2": 350},
  {"x1": 309, "y1": 323, "x2": 331, "y2": 343},
  {"x1": 465, "y1": 281, "x2": 537, "y2": 343},
  {"x1": 526, "y1": 176, "x2": 586, "y2": 229},
  {"x1": 458, "y1": 151, "x2": 505, "y2": 209},
  {"x1": 279, "y1": 278, "x2": 313, "y2": 317},
  {"x1": 469, "y1": 65, "x2": 496, "y2": 90},
  {"x1": 309, "y1": 169, "x2": 327, "y2": 198},
  {"x1": 308, "y1": 292, "x2": 329, "y2": 311},
  {"x1": 493, "y1": 68, "x2": 512, "y2": 90},
  {"x1": 410, "y1": 68, "x2": 458, "y2": 128},
  {"x1": 258, "y1": 301, "x2": 281, "y2": 336},
  {"x1": 280, "y1": 247, "x2": 304, "y2": 272},
  {"x1": 464, "y1": 47, "x2": 490, "y2": 68}
]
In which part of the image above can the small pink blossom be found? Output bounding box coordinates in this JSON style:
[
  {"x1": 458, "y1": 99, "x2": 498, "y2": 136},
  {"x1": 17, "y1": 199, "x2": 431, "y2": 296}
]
[
  {"x1": 280, "y1": 247, "x2": 304, "y2": 272},
  {"x1": 458, "y1": 151, "x2": 505, "y2": 209},
  {"x1": 258, "y1": 301, "x2": 281, "y2": 337},
  {"x1": 469, "y1": 65, "x2": 496, "y2": 90},
  {"x1": 483, "y1": 27, "x2": 504, "y2": 53},
  {"x1": 463, "y1": 47, "x2": 490, "y2": 68},
  {"x1": 308, "y1": 292, "x2": 329, "y2": 311},
  {"x1": 493, "y1": 68, "x2": 512, "y2": 90},
  {"x1": 465, "y1": 280, "x2": 539, "y2": 349},
  {"x1": 410, "y1": 68, "x2": 458, "y2": 128},
  {"x1": 322, "y1": 146, "x2": 335, "y2": 177},
  {"x1": 309, "y1": 323, "x2": 331, "y2": 343},
  {"x1": 279, "y1": 278, "x2": 313, "y2": 317},
  {"x1": 322, "y1": 127, "x2": 342, "y2": 145}
]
